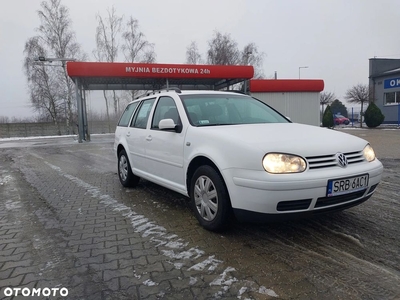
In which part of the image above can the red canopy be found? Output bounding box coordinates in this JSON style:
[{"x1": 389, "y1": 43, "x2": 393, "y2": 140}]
[{"x1": 66, "y1": 62, "x2": 254, "y2": 90}]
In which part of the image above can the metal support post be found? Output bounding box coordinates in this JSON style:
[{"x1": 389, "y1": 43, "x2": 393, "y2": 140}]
[
  {"x1": 82, "y1": 86, "x2": 90, "y2": 141},
  {"x1": 75, "y1": 78, "x2": 84, "y2": 143}
]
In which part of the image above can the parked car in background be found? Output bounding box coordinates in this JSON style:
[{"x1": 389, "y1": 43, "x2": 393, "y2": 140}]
[
  {"x1": 114, "y1": 89, "x2": 383, "y2": 231},
  {"x1": 334, "y1": 113, "x2": 350, "y2": 125}
]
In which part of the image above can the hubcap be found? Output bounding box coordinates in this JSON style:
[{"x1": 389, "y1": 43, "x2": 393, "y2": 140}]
[
  {"x1": 119, "y1": 155, "x2": 128, "y2": 181},
  {"x1": 194, "y1": 175, "x2": 218, "y2": 221}
]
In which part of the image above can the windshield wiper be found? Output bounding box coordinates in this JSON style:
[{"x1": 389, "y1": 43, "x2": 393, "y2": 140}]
[{"x1": 198, "y1": 123, "x2": 236, "y2": 127}]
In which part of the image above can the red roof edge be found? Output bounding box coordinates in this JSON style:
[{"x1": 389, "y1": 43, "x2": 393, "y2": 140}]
[
  {"x1": 66, "y1": 61, "x2": 254, "y2": 79},
  {"x1": 250, "y1": 79, "x2": 324, "y2": 93}
]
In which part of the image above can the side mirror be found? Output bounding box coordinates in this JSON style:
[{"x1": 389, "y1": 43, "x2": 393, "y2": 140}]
[
  {"x1": 159, "y1": 118, "x2": 182, "y2": 133},
  {"x1": 159, "y1": 118, "x2": 176, "y2": 130}
]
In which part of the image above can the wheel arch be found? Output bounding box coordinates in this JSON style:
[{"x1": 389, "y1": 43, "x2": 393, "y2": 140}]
[
  {"x1": 186, "y1": 156, "x2": 229, "y2": 198},
  {"x1": 117, "y1": 144, "x2": 126, "y2": 155}
]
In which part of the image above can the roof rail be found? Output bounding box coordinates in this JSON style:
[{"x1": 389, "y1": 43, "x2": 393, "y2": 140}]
[
  {"x1": 225, "y1": 90, "x2": 246, "y2": 95},
  {"x1": 135, "y1": 87, "x2": 181, "y2": 99},
  {"x1": 159, "y1": 86, "x2": 181, "y2": 93}
]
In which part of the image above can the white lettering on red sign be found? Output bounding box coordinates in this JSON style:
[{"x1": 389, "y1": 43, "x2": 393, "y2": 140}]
[
  {"x1": 153, "y1": 67, "x2": 199, "y2": 74},
  {"x1": 125, "y1": 66, "x2": 211, "y2": 75},
  {"x1": 126, "y1": 67, "x2": 151, "y2": 73}
]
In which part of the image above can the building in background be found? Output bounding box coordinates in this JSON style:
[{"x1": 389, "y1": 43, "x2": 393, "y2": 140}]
[
  {"x1": 369, "y1": 58, "x2": 400, "y2": 124},
  {"x1": 250, "y1": 79, "x2": 324, "y2": 126}
]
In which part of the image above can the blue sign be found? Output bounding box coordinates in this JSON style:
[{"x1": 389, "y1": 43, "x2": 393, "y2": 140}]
[{"x1": 384, "y1": 77, "x2": 400, "y2": 89}]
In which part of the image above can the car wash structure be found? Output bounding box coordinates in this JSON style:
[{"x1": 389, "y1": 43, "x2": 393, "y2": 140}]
[
  {"x1": 66, "y1": 61, "x2": 254, "y2": 142},
  {"x1": 66, "y1": 61, "x2": 324, "y2": 142}
]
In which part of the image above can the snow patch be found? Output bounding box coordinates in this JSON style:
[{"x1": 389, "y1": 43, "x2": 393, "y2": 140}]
[
  {"x1": 188, "y1": 255, "x2": 222, "y2": 271},
  {"x1": 0, "y1": 174, "x2": 13, "y2": 185},
  {"x1": 143, "y1": 279, "x2": 158, "y2": 286},
  {"x1": 210, "y1": 267, "x2": 237, "y2": 286},
  {"x1": 189, "y1": 276, "x2": 198, "y2": 285},
  {"x1": 162, "y1": 248, "x2": 204, "y2": 260},
  {"x1": 165, "y1": 239, "x2": 188, "y2": 249},
  {"x1": 259, "y1": 286, "x2": 279, "y2": 297}
]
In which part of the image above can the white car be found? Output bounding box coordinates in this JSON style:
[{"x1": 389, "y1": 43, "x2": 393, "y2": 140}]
[{"x1": 114, "y1": 89, "x2": 383, "y2": 231}]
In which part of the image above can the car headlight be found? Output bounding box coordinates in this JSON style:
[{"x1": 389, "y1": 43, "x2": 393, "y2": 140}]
[
  {"x1": 363, "y1": 144, "x2": 376, "y2": 162},
  {"x1": 262, "y1": 153, "x2": 307, "y2": 174}
]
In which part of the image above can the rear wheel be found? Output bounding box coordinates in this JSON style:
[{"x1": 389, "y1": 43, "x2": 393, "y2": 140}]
[
  {"x1": 118, "y1": 149, "x2": 140, "y2": 187},
  {"x1": 190, "y1": 165, "x2": 232, "y2": 231}
]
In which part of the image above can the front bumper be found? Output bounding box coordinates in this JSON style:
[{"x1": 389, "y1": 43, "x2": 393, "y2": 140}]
[{"x1": 222, "y1": 159, "x2": 383, "y2": 220}]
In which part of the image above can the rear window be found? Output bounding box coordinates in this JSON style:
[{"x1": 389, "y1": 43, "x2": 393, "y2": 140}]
[{"x1": 118, "y1": 102, "x2": 139, "y2": 127}]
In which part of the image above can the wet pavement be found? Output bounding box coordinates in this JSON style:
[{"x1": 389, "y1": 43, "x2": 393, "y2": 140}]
[{"x1": 0, "y1": 129, "x2": 399, "y2": 299}]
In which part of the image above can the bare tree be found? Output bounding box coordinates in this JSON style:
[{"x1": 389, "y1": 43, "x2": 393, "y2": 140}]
[
  {"x1": 93, "y1": 6, "x2": 123, "y2": 119},
  {"x1": 202, "y1": 31, "x2": 266, "y2": 91},
  {"x1": 23, "y1": 38, "x2": 63, "y2": 129},
  {"x1": 186, "y1": 41, "x2": 203, "y2": 64},
  {"x1": 122, "y1": 16, "x2": 156, "y2": 63},
  {"x1": 241, "y1": 43, "x2": 265, "y2": 78},
  {"x1": 206, "y1": 31, "x2": 265, "y2": 77},
  {"x1": 345, "y1": 84, "x2": 373, "y2": 128},
  {"x1": 121, "y1": 16, "x2": 156, "y2": 101},
  {"x1": 23, "y1": 0, "x2": 85, "y2": 131},
  {"x1": 207, "y1": 31, "x2": 241, "y2": 65},
  {"x1": 320, "y1": 92, "x2": 336, "y2": 116},
  {"x1": 0, "y1": 116, "x2": 10, "y2": 123}
]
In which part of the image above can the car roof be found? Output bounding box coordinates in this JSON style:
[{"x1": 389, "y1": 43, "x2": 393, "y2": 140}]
[
  {"x1": 131, "y1": 89, "x2": 247, "y2": 103},
  {"x1": 179, "y1": 90, "x2": 244, "y2": 96}
]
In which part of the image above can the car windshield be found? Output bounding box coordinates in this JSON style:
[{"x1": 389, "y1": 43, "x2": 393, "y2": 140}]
[{"x1": 180, "y1": 94, "x2": 289, "y2": 126}]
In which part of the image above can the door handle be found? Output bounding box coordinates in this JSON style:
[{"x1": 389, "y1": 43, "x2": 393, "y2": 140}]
[
  {"x1": 126, "y1": 131, "x2": 130, "y2": 137},
  {"x1": 146, "y1": 135, "x2": 152, "y2": 141}
]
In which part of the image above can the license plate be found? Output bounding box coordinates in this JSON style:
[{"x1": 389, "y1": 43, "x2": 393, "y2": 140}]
[{"x1": 327, "y1": 174, "x2": 369, "y2": 197}]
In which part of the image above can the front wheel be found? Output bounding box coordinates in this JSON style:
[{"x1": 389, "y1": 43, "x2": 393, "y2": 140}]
[
  {"x1": 190, "y1": 165, "x2": 232, "y2": 231},
  {"x1": 118, "y1": 149, "x2": 140, "y2": 187}
]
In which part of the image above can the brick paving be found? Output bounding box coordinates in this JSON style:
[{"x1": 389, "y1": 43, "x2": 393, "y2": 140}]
[
  {"x1": 0, "y1": 145, "x2": 274, "y2": 299},
  {"x1": 1, "y1": 132, "x2": 400, "y2": 300}
]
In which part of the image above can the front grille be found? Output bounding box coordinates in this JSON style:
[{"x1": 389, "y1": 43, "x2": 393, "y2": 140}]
[
  {"x1": 277, "y1": 199, "x2": 312, "y2": 211},
  {"x1": 306, "y1": 151, "x2": 364, "y2": 170},
  {"x1": 315, "y1": 189, "x2": 367, "y2": 208}
]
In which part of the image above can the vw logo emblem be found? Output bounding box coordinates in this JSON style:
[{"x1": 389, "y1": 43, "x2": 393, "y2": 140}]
[{"x1": 336, "y1": 152, "x2": 348, "y2": 168}]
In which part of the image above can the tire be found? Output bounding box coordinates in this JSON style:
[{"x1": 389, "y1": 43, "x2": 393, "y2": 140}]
[
  {"x1": 344, "y1": 120, "x2": 350, "y2": 125},
  {"x1": 335, "y1": 120, "x2": 340, "y2": 125},
  {"x1": 118, "y1": 149, "x2": 140, "y2": 187},
  {"x1": 190, "y1": 165, "x2": 232, "y2": 231}
]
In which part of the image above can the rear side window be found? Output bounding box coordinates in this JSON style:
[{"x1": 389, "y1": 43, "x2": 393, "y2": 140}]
[
  {"x1": 132, "y1": 98, "x2": 155, "y2": 129},
  {"x1": 118, "y1": 102, "x2": 139, "y2": 127}
]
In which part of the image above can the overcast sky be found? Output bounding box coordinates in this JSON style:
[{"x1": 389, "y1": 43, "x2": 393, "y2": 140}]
[{"x1": 1, "y1": 0, "x2": 400, "y2": 119}]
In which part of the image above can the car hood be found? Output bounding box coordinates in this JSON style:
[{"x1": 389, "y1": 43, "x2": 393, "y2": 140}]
[{"x1": 192, "y1": 123, "x2": 368, "y2": 157}]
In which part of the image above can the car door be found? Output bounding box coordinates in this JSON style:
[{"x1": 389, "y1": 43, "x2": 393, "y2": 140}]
[
  {"x1": 115, "y1": 101, "x2": 139, "y2": 144},
  {"x1": 126, "y1": 98, "x2": 155, "y2": 174},
  {"x1": 145, "y1": 96, "x2": 186, "y2": 192}
]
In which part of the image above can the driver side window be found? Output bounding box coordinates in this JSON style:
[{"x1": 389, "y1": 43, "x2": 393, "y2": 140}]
[{"x1": 151, "y1": 96, "x2": 180, "y2": 129}]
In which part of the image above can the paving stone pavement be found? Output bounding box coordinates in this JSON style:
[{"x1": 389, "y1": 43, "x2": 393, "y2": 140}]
[
  {"x1": 1, "y1": 133, "x2": 400, "y2": 300},
  {"x1": 0, "y1": 145, "x2": 278, "y2": 299}
]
